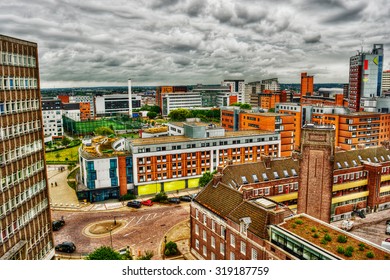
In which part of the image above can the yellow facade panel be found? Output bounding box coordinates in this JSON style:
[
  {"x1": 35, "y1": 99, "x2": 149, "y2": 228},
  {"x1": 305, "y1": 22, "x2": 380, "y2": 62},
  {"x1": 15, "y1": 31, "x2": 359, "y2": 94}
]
[
  {"x1": 188, "y1": 178, "x2": 200, "y2": 188},
  {"x1": 164, "y1": 180, "x2": 186, "y2": 192},
  {"x1": 332, "y1": 179, "x2": 367, "y2": 192},
  {"x1": 331, "y1": 191, "x2": 369, "y2": 204},
  {"x1": 269, "y1": 192, "x2": 298, "y2": 203}
]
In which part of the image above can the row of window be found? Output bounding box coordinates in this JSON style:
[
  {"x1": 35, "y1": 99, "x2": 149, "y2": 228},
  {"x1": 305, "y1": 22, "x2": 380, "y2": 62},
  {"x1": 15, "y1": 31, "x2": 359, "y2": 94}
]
[
  {"x1": 0, "y1": 51, "x2": 36, "y2": 67},
  {"x1": 0, "y1": 179, "x2": 46, "y2": 217},
  {"x1": 0, "y1": 160, "x2": 45, "y2": 191},
  {"x1": 333, "y1": 171, "x2": 367, "y2": 183},
  {"x1": 0, "y1": 140, "x2": 43, "y2": 165},
  {"x1": 136, "y1": 137, "x2": 279, "y2": 153},
  {"x1": 0, "y1": 198, "x2": 49, "y2": 245},
  {"x1": 0, "y1": 119, "x2": 41, "y2": 140},
  {"x1": 0, "y1": 76, "x2": 38, "y2": 90},
  {"x1": 0, "y1": 99, "x2": 40, "y2": 115}
]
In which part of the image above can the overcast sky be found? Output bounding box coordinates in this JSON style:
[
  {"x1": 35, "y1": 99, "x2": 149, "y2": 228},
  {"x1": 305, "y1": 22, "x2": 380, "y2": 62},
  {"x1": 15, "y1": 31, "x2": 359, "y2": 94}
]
[{"x1": 1, "y1": 0, "x2": 389, "y2": 88}]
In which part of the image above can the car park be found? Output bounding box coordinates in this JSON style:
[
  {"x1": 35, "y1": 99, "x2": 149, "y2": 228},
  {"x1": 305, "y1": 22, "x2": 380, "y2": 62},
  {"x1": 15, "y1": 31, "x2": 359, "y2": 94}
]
[
  {"x1": 141, "y1": 199, "x2": 153, "y2": 206},
  {"x1": 179, "y1": 195, "x2": 192, "y2": 202},
  {"x1": 52, "y1": 219, "x2": 65, "y2": 231},
  {"x1": 55, "y1": 241, "x2": 76, "y2": 253},
  {"x1": 168, "y1": 197, "x2": 181, "y2": 204},
  {"x1": 127, "y1": 200, "x2": 141, "y2": 208}
]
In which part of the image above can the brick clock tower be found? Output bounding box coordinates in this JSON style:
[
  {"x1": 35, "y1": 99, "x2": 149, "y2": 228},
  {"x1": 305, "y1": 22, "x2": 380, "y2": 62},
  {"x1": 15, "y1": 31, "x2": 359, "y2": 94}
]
[{"x1": 297, "y1": 125, "x2": 335, "y2": 223}]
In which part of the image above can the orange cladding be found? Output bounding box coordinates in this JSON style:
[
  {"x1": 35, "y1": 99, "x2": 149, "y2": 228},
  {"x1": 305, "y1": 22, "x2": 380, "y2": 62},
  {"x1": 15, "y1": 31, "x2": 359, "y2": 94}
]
[{"x1": 117, "y1": 156, "x2": 128, "y2": 196}]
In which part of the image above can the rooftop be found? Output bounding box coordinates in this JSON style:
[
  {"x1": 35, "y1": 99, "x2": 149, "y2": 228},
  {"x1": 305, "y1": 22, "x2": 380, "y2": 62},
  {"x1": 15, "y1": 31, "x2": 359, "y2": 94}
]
[{"x1": 279, "y1": 214, "x2": 390, "y2": 260}]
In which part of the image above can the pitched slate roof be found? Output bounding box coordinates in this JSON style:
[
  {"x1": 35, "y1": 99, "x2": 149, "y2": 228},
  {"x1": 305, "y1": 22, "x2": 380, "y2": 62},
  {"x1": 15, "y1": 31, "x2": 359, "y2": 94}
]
[
  {"x1": 220, "y1": 158, "x2": 299, "y2": 188},
  {"x1": 334, "y1": 146, "x2": 390, "y2": 170}
]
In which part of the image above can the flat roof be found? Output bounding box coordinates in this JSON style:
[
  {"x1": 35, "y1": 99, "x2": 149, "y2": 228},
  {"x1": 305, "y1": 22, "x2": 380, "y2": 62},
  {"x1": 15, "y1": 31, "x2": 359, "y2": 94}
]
[{"x1": 131, "y1": 130, "x2": 275, "y2": 146}]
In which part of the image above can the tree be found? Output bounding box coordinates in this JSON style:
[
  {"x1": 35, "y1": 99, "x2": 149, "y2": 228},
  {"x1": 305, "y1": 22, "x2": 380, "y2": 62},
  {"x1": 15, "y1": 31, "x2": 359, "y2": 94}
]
[
  {"x1": 94, "y1": 126, "x2": 115, "y2": 136},
  {"x1": 199, "y1": 171, "x2": 216, "y2": 187},
  {"x1": 239, "y1": 103, "x2": 252, "y2": 109},
  {"x1": 152, "y1": 192, "x2": 168, "y2": 203},
  {"x1": 164, "y1": 241, "x2": 178, "y2": 256},
  {"x1": 61, "y1": 136, "x2": 71, "y2": 147},
  {"x1": 137, "y1": 250, "x2": 154, "y2": 260},
  {"x1": 85, "y1": 246, "x2": 125, "y2": 260},
  {"x1": 168, "y1": 108, "x2": 192, "y2": 121},
  {"x1": 147, "y1": 111, "x2": 157, "y2": 119}
]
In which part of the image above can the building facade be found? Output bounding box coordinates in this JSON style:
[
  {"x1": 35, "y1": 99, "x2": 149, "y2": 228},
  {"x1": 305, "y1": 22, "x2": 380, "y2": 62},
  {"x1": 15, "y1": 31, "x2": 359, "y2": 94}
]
[
  {"x1": 348, "y1": 44, "x2": 384, "y2": 112},
  {"x1": 300, "y1": 72, "x2": 314, "y2": 98},
  {"x1": 0, "y1": 35, "x2": 54, "y2": 259},
  {"x1": 41, "y1": 97, "x2": 64, "y2": 143}
]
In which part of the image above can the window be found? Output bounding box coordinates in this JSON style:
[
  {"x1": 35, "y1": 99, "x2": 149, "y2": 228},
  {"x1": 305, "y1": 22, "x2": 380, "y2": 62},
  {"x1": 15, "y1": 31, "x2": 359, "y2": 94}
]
[
  {"x1": 251, "y1": 248, "x2": 258, "y2": 260},
  {"x1": 195, "y1": 209, "x2": 199, "y2": 220},
  {"x1": 211, "y1": 252, "x2": 215, "y2": 260},
  {"x1": 241, "y1": 176, "x2": 248, "y2": 184},
  {"x1": 273, "y1": 171, "x2": 280, "y2": 179},
  {"x1": 211, "y1": 236, "x2": 215, "y2": 248},
  {"x1": 203, "y1": 230, "x2": 207, "y2": 241},
  {"x1": 195, "y1": 239, "x2": 199, "y2": 249},
  {"x1": 211, "y1": 220, "x2": 216, "y2": 232},
  {"x1": 252, "y1": 174, "x2": 259, "y2": 182},
  {"x1": 220, "y1": 243, "x2": 225, "y2": 255},
  {"x1": 195, "y1": 224, "x2": 199, "y2": 235},
  {"x1": 283, "y1": 170, "x2": 290, "y2": 178},
  {"x1": 203, "y1": 213, "x2": 207, "y2": 225},
  {"x1": 221, "y1": 226, "x2": 226, "y2": 239},
  {"x1": 230, "y1": 234, "x2": 235, "y2": 247},
  {"x1": 240, "y1": 241, "x2": 246, "y2": 255},
  {"x1": 262, "y1": 173, "x2": 269, "y2": 181},
  {"x1": 230, "y1": 252, "x2": 235, "y2": 260},
  {"x1": 278, "y1": 185, "x2": 283, "y2": 193},
  {"x1": 291, "y1": 169, "x2": 297, "y2": 176},
  {"x1": 203, "y1": 245, "x2": 207, "y2": 257}
]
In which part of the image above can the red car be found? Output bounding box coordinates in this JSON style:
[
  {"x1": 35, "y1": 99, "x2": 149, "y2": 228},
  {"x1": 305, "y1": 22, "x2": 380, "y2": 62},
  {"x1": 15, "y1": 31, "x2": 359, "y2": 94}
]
[{"x1": 141, "y1": 200, "x2": 154, "y2": 206}]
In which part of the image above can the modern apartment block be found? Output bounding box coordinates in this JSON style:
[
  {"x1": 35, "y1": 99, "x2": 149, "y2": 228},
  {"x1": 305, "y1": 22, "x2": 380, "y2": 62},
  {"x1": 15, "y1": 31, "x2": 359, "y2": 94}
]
[
  {"x1": 382, "y1": 70, "x2": 390, "y2": 93},
  {"x1": 220, "y1": 108, "x2": 295, "y2": 157},
  {"x1": 0, "y1": 35, "x2": 54, "y2": 259},
  {"x1": 222, "y1": 79, "x2": 245, "y2": 103},
  {"x1": 94, "y1": 93, "x2": 141, "y2": 116},
  {"x1": 78, "y1": 120, "x2": 281, "y2": 200},
  {"x1": 275, "y1": 103, "x2": 302, "y2": 150},
  {"x1": 41, "y1": 97, "x2": 64, "y2": 143},
  {"x1": 161, "y1": 91, "x2": 202, "y2": 116},
  {"x1": 348, "y1": 44, "x2": 384, "y2": 112}
]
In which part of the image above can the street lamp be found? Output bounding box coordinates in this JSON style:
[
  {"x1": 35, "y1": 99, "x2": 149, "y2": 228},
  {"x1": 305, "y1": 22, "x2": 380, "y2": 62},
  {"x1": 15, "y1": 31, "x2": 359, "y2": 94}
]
[{"x1": 106, "y1": 226, "x2": 113, "y2": 248}]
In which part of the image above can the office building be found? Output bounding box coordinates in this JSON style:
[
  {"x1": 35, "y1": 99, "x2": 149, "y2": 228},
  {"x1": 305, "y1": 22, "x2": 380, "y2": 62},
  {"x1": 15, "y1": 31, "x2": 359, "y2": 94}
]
[
  {"x1": 222, "y1": 80, "x2": 245, "y2": 103},
  {"x1": 94, "y1": 93, "x2": 141, "y2": 116},
  {"x1": 382, "y1": 70, "x2": 390, "y2": 93},
  {"x1": 300, "y1": 72, "x2": 314, "y2": 98},
  {"x1": 348, "y1": 44, "x2": 384, "y2": 112},
  {"x1": 0, "y1": 35, "x2": 54, "y2": 259}
]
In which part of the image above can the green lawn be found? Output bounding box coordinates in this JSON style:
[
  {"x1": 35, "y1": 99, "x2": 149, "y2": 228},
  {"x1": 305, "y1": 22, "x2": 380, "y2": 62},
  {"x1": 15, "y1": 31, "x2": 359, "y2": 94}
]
[{"x1": 45, "y1": 145, "x2": 80, "y2": 163}]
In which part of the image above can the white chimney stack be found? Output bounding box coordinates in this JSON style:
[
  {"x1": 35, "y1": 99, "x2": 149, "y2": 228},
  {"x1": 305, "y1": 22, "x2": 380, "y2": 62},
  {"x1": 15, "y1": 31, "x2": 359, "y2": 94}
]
[{"x1": 128, "y1": 78, "x2": 132, "y2": 117}]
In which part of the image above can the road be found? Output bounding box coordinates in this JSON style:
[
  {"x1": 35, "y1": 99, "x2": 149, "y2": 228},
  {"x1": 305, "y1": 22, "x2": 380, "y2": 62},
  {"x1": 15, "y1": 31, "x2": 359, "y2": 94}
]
[{"x1": 52, "y1": 203, "x2": 190, "y2": 259}]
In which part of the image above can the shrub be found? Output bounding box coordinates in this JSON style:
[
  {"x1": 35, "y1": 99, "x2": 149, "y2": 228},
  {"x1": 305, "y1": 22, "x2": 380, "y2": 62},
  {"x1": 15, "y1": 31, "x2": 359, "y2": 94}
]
[
  {"x1": 358, "y1": 243, "x2": 366, "y2": 251},
  {"x1": 164, "y1": 241, "x2": 178, "y2": 256},
  {"x1": 344, "y1": 250, "x2": 353, "y2": 257},
  {"x1": 320, "y1": 239, "x2": 328, "y2": 245},
  {"x1": 366, "y1": 252, "x2": 375, "y2": 259},
  {"x1": 337, "y1": 247, "x2": 345, "y2": 254},
  {"x1": 312, "y1": 233, "x2": 319, "y2": 238},
  {"x1": 120, "y1": 193, "x2": 137, "y2": 201},
  {"x1": 324, "y1": 234, "x2": 332, "y2": 242},
  {"x1": 311, "y1": 227, "x2": 317, "y2": 232},
  {"x1": 294, "y1": 219, "x2": 303, "y2": 225},
  {"x1": 152, "y1": 192, "x2": 168, "y2": 203},
  {"x1": 337, "y1": 235, "x2": 348, "y2": 243}
]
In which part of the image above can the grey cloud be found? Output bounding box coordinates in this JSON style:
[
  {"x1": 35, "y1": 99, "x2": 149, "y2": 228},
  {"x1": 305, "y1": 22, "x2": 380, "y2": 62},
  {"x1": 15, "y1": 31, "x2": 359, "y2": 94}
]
[
  {"x1": 322, "y1": 2, "x2": 368, "y2": 23},
  {"x1": 303, "y1": 34, "x2": 322, "y2": 44},
  {"x1": 186, "y1": 0, "x2": 207, "y2": 17}
]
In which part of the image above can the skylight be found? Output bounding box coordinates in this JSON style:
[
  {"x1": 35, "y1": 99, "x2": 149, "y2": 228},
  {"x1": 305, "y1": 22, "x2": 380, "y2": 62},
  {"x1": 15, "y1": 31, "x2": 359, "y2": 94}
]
[
  {"x1": 352, "y1": 160, "x2": 358, "y2": 167},
  {"x1": 291, "y1": 169, "x2": 297, "y2": 176},
  {"x1": 374, "y1": 157, "x2": 379, "y2": 163},
  {"x1": 283, "y1": 170, "x2": 290, "y2": 178},
  {"x1": 252, "y1": 174, "x2": 259, "y2": 183},
  {"x1": 262, "y1": 173, "x2": 269, "y2": 181},
  {"x1": 273, "y1": 171, "x2": 280, "y2": 179},
  {"x1": 344, "y1": 161, "x2": 349, "y2": 168},
  {"x1": 241, "y1": 176, "x2": 248, "y2": 184},
  {"x1": 336, "y1": 162, "x2": 342, "y2": 169}
]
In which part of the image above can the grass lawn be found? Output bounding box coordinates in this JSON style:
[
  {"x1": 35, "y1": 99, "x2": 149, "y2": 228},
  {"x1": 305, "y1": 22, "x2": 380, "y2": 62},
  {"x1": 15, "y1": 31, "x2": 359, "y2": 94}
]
[{"x1": 45, "y1": 145, "x2": 80, "y2": 163}]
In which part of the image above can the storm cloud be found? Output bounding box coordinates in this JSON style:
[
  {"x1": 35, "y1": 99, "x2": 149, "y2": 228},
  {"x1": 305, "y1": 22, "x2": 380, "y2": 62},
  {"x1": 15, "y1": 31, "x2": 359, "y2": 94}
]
[{"x1": 0, "y1": 0, "x2": 389, "y2": 88}]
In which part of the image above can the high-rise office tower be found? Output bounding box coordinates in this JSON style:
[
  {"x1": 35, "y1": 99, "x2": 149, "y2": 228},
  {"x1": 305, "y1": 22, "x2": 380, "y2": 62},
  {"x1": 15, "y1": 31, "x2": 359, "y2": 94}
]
[
  {"x1": 348, "y1": 44, "x2": 384, "y2": 112},
  {"x1": 0, "y1": 35, "x2": 54, "y2": 259}
]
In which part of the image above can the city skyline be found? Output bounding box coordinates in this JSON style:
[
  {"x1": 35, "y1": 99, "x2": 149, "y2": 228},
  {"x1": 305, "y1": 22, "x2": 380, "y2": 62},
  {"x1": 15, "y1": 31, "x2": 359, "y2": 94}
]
[{"x1": 1, "y1": 0, "x2": 390, "y2": 88}]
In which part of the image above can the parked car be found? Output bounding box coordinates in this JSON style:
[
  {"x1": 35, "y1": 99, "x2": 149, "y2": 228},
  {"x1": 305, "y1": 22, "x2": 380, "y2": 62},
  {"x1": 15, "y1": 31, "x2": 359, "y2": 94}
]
[
  {"x1": 52, "y1": 219, "x2": 65, "y2": 231},
  {"x1": 141, "y1": 199, "x2": 153, "y2": 206},
  {"x1": 55, "y1": 241, "x2": 76, "y2": 253},
  {"x1": 127, "y1": 200, "x2": 141, "y2": 208},
  {"x1": 179, "y1": 195, "x2": 192, "y2": 202},
  {"x1": 386, "y1": 220, "x2": 390, "y2": 235},
  {"x1": 168, "y1": 197, "x2": 181, "y2": 204},
  {"x1": 385, "y1": 238, "x2": 390, "y2": 242}
]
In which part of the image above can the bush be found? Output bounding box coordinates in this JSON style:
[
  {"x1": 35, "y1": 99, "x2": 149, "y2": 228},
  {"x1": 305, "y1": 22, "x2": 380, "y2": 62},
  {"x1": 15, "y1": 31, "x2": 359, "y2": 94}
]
[
  {"x1": 164, "y1": 241, "x2": 178, "y2": 256},
  {"x1": 366, "y1": 252, "x2": 375, "y2": 259},
  {"x1": 152, "y1": 192, "x2": 168, "y2": 203},
  {"x1": 120, "y1": 193, "x2": 137, "y2": 201},
  {"x1": 337, "y1": 235, "x2": 348, "y2": 243},
  {"x1": 311, "y1": 227, "x2": 317, "y2": 232},
  {"x1": 344, "y1": 250, "x2": 353, "y2": 257},
  {"x1": 324, "y1": 234, "x2": 332, "y2": 242},
  {"x1": 294, "y1": 219, "x2": 303, "y2": 225},
  {"x1": 337, "y1": 247, "x2": 345, "y2": 254},
  {"x1": 312, "y1": 233, "x2": 319, "y2": 238}
]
